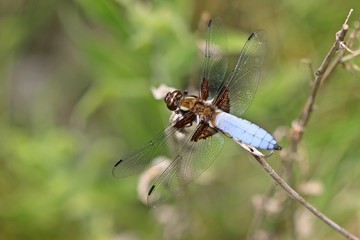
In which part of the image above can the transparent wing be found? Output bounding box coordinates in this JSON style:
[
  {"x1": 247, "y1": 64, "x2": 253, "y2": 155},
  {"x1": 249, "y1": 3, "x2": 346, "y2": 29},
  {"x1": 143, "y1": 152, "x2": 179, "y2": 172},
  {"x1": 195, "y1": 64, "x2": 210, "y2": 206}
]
[
  {"x1": 199, "y1": 17, "x2": 228, "y2": 100},
  {"x1": 113, "y1": 112, "x2": 196, "y2": 178},
  {"x1": 147, "y1": 130, "x2": 224, "y2": 207},
  {"x1": 216, "y1": 30, "x2": 267, "y2": 117},
  {"x1": 112, "y1": 125, "x2": 178, "y2": 178}
]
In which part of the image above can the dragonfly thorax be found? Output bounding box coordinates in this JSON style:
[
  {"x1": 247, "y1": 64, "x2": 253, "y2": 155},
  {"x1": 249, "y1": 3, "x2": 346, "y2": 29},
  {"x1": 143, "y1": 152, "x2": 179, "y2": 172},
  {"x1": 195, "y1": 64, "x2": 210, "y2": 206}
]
[
  {"x1": 164, "y1": 90, "x2": 218, "y2": 126},
  {"x1": 165, "y1": 90, "x2": 200, "y2": 112}
]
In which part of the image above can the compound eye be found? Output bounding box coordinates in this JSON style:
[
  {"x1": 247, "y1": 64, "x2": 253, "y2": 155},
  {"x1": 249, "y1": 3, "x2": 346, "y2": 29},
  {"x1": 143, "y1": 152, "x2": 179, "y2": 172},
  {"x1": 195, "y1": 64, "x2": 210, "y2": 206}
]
[
  {"x1": 164, "y1": 91, "x2": 182, "y2": 111},
  {"x1": 174, "y1": 91, "x2": 183, "y2": 100},
  {"x1": 164, "y1": 92, "x2": 171, "y2": 103}
]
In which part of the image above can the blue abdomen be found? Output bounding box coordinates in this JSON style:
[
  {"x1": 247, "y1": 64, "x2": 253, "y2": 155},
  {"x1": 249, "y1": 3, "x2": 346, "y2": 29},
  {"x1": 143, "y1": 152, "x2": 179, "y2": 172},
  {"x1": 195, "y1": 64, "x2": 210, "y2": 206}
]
[{"x1": 214, "y1": 112, "x2": 279, "y2": 150}]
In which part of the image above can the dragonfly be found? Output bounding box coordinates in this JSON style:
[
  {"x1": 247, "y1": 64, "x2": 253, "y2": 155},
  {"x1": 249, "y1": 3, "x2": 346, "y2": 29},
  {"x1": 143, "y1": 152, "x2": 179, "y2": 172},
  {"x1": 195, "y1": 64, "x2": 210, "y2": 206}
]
[{"x1": 113, "y1": 17, "x2": 281, "y2": 208}]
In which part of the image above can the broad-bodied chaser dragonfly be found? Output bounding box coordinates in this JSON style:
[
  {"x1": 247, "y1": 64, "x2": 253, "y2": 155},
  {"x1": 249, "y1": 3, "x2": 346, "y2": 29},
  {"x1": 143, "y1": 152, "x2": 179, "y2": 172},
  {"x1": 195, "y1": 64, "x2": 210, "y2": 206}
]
[{"x1": 113, "y1": 17, "x2": 281, "y2": 207}]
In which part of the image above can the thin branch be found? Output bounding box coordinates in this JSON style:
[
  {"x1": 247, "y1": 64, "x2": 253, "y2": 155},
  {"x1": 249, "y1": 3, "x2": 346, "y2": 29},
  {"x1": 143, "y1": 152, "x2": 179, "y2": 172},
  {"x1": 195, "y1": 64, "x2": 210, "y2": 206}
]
[
  {"x1": 341, "y1": 49, "x2": 360, "y2": 61},
  {"x1": 321, "y1": 19, "x2": 360, "y2": 86},
  {"x1": 253, "y1": 154, "x2": 359, "y2": 240},
  {"x1": 278, "y1": 9, "x2": 354, "y2": 189},
  {"x1": 275, "y1": 10, "x2": 359, "y2": 239},
  {"x1": 248, "y1": 9, "x2": 360, "y2": 239},
  {"x1": 293, "y1": 9, "x2": 352, "y2": 144}
]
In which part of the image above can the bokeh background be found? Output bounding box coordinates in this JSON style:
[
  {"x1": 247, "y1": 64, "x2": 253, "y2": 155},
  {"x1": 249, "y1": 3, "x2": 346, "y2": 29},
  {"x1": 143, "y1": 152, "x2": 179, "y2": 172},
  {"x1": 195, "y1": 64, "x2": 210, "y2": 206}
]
[{"x1": 1, "y1": 0, "x2": 360, "y2": 239}]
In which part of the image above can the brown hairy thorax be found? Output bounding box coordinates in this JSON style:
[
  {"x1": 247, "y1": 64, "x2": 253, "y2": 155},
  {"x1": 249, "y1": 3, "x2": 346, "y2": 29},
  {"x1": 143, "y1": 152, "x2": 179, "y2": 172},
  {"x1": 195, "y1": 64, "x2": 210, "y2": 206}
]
[{"x1": 163, "y1": 79, "x2": 230, "y2": 142}]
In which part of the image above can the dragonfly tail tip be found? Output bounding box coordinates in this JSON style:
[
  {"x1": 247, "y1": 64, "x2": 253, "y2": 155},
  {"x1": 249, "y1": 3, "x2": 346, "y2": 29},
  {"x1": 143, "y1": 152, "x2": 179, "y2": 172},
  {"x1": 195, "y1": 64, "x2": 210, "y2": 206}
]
[{"x1": 274, "y1": 144, "x2": 282, "y2": 150}]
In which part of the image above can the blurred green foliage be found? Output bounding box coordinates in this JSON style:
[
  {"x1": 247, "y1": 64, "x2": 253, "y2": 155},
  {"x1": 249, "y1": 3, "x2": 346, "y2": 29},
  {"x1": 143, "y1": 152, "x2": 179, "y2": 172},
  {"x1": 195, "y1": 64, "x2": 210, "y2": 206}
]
[{"x1": 0, "y1": 0, "x2": 359, "y2": 239}]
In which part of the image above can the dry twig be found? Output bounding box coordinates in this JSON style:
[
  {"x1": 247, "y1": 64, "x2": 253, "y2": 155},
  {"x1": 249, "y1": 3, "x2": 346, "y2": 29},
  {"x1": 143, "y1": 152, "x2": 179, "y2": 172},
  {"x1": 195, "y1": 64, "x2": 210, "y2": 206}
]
[
  {"x1": 248, "y1": 8, "x2": 360, "y2": 240},
  {"x1": 252, "y1": 154, "x2": 359, "y2": 240}
]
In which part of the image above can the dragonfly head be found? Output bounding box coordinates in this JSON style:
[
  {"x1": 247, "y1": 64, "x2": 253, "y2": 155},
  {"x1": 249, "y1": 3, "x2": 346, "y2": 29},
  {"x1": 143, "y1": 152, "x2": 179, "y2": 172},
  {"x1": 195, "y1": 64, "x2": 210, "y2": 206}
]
[{"x1": 164, "y1": 90, "x2": 183, "y2": 111}]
